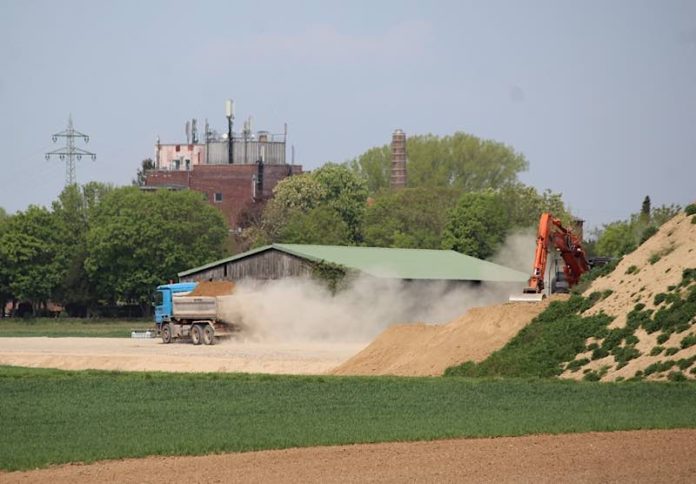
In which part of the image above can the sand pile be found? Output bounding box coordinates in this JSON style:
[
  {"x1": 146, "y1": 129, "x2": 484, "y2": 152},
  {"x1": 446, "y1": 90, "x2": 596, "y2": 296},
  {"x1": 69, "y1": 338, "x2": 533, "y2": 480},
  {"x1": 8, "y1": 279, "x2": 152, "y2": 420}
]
[
  {"x1": 188, "y1": 281, "x2": 236, "y2": 297},
  {"x1": 562, "y1": 209, "x2": 696, "y2": 381},
  {"x1": 331, "y1": 298, "x2": 555, "y2": 377}
]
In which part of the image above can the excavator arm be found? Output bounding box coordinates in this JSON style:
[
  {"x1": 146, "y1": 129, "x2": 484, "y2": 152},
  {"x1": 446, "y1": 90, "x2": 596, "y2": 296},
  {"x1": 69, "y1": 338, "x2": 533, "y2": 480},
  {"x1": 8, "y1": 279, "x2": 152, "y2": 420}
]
[{"x1": 511, "y1": 212, "x2": 590, "y2": 302}]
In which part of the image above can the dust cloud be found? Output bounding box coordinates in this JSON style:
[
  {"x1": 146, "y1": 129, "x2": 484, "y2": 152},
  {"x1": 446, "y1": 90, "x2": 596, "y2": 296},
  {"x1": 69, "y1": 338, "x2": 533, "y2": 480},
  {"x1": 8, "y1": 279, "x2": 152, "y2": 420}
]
[
  {"x1": 490, "y1": 229, "x2": 536, "y2": 273},
  {"x1": 217, "y1": 233, "x2": 537, "y2": 344}
]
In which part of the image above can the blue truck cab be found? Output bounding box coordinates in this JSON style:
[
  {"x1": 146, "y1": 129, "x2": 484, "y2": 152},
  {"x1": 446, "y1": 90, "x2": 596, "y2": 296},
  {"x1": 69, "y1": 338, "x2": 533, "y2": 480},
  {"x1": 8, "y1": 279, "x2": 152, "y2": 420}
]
[{"x1": 154, "y1": 282, "x2": 198, "y2": 330}]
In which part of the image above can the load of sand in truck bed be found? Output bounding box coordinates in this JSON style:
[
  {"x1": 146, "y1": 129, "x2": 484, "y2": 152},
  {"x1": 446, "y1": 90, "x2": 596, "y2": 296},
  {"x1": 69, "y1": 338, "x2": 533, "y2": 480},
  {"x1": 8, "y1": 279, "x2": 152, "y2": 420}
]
[{"x1": 187, "y1": 281, "x2": 236, "y2": 297}]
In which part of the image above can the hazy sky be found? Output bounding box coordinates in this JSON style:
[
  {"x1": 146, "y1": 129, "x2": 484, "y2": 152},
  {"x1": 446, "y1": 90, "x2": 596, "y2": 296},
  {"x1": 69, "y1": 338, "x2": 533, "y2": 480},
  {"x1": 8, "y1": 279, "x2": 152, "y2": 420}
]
[{"x1": 1, "y1": 0, "x2": 694, "y2": 230}]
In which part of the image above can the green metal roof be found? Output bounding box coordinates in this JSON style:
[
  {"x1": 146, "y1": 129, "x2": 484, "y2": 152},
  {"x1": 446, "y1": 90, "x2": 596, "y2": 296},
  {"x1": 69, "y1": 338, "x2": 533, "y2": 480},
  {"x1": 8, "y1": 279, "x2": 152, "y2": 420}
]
[{"x1": 180, "y1": 244, "x2": 529, "y2": 283}]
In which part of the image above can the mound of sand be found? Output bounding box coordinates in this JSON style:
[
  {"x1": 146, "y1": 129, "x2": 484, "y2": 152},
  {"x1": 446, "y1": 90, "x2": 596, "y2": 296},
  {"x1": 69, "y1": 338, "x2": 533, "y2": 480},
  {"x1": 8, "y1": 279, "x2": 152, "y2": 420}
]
[
  {"x1": 332, "y1": 298, "x2": 556, "y2": 377},
  {"x1": 563, "y1": 209, "x2": 696, "y2": 381},
  {"x1": 188, "y1": 280, "x2": 236, "y2": 297}
]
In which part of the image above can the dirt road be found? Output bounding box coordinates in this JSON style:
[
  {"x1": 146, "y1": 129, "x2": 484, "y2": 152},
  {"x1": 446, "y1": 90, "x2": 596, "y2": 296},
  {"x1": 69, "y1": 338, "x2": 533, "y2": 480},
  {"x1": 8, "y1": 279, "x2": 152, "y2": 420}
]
[
  {"x1": 4, "y1": 429, "x2": 695, "y2": 483},
  {"x1": 0, "y1": 337, "x2": 367, "y2": 375}
]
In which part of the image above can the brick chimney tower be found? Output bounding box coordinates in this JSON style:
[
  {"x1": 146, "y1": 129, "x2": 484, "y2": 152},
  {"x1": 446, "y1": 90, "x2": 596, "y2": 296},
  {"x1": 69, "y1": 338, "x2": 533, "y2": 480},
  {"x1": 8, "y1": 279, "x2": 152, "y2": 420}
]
[{"x1": 390, "y1": 129, "x2": 407, "y2": 189}]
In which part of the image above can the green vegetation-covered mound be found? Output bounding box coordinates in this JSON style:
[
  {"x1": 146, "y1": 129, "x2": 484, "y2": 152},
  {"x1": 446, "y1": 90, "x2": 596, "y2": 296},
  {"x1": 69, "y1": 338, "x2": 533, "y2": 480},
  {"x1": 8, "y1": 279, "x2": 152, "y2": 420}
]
[{"x1": 445, "y1": 292, "x2": 614, "y2": 378}]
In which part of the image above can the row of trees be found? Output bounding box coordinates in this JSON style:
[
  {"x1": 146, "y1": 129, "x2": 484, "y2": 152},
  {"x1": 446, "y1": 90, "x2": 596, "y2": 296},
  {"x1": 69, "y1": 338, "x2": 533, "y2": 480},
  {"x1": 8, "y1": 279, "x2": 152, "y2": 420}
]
[
  {"x1": 3, "y1": 130, "x2": 675, "y2": 318},
  {"x1": 0, "y1": 184, "x2": 227, "y2": 317},
  {"x1": 240, "y1": 132, "x2": 570, "y2": 259},
  {"x1": 591, "y1": 196, "x2": 681, "y2": 258}
]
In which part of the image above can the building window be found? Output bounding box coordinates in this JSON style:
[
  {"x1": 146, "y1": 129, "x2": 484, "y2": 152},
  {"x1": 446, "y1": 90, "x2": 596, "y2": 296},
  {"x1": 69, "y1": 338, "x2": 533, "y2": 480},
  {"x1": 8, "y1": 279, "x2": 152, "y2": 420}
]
[{"x1": 214, "y1": 192, "x2": 223, "y2": 203}]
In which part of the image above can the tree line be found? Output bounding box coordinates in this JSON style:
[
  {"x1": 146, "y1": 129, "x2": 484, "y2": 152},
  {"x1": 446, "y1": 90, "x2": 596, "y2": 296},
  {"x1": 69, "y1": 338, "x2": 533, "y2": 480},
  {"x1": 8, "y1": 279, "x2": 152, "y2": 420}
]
[
  {"x1": 1, "y1": 131, "x2": 679, "y2": 318},
  {"x1": 240, "y1": 133, "x2": 570, "y2": 259},
  {"x1": 0, "y1": 184, "x2": 227, "y2": 317}
]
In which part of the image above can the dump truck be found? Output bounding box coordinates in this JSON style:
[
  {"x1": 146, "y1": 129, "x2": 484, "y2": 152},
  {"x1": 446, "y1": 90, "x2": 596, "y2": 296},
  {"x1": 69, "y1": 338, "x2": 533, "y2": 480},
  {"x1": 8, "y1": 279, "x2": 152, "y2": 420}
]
[{"x1": 154, "y1": 282, "x2": 237, "y2": 345}]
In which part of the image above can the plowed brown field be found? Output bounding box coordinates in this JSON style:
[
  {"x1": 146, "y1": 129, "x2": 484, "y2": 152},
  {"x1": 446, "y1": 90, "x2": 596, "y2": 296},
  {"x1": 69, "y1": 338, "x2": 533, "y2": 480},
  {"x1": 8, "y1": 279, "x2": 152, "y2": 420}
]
[{"x1": 4, "y1": 429, "x2": 695, "y2": 483}]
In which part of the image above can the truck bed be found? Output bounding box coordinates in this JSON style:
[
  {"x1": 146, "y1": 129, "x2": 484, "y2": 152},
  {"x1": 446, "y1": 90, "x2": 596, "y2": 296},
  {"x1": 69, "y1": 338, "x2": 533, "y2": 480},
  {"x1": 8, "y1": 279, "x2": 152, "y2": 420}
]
[{"x1": 172, "y1": 295, "x2": 218, "y2": 321}]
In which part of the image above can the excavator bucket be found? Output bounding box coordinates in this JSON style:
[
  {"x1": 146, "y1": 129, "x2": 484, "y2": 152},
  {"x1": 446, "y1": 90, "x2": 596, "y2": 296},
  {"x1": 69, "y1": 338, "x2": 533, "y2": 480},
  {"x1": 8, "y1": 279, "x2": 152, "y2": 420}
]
[{"x1": 509, "y1": 292, "x2": 546, "y2": 303}]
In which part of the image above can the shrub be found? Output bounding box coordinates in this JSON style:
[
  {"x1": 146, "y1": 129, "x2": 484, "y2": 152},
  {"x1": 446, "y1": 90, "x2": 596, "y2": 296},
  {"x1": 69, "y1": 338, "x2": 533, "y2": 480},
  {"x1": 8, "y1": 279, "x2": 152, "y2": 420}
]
[
  {"x1": 612, "y1": 346, "x2": 640, "y2": 364},
  {"x1": 647, "y1": 288, "x2": 696, "y2": 334},
  {"x1": 691, "y1": 367, "x2": 696, "y2": 375},
  {"x1": 601, "y1": 328, "x2": 632, "y2": 352},
  {"x1": 667, "y1": 371, "x2": 687, "y2": 382},
  {"x1": 566, "y1": 358, "x2": 590, "y2": 372},
  {"x1": 583, "y1": 371, "x2": 600, "y2": 381},
  {"x1": 648, "y1": 253, "x2": 661, "y2": 265},
  {"x1": 676, "y1": 356, "x2": 696, "y2": 370},
  {"x1": 640, "y1": 226, "x2": 658, "y2": 244},
  {"x1": 691, "y1": 216, "x2": 696, "y2": 224},
  {"x1": 680, "y1": 334, "x2": 696, "y2": 349},
  {"x1": 634, "y1": 302, "x2": 646, "y2": 311},
  {"x1": 686, "y1": 203, "x2": 696, "y2": 216},
  {"x1": 624, "y1": 334, "x2": 639, "y2": 346},
  {"x1": 653, "y1": 293, "x2": 667, "y2": 305},
  {"x1": 664, "y1": 347, "x2": 680, "y2": 356},
  {"x1": 656, "y1": 333, "x2": 670, "y2": 344},
  {"x1": 650, "y1": 346, "x2": 664, "y2": 356},
  {"x1": 625, "y1": 265, "x2": 639, "y2": 275},
  {"x1": 627, "y1": 308, "x2": 652, "y2": 330},
  {"x1": 586, "y1": 342, "x2": 599, "y2": 351},
  {"x1": 592, "y1": 347, "x2": 609, "y2": 360},
  {"x1": 644, "y1": 360, "x2": 674, "y2": 376},
  {"x1": 680, "y1": 268, "x2": 696, "y2": 287}
]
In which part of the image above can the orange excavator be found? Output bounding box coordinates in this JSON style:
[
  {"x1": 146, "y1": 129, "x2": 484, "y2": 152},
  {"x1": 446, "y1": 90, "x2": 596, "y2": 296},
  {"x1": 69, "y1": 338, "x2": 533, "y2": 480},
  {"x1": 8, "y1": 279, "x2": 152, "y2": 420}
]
[{"x1": 510, "y1": 212, "x2": 590, "y2": 302}]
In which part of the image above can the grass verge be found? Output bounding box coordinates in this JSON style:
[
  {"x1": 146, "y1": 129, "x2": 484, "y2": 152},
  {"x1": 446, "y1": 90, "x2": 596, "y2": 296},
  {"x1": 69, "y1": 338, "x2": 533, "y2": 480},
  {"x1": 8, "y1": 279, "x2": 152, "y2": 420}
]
[
  {"x1": 2, "y1": 366, "x2": 696, "y2": 471},
  {"x1": 0, "y1": 319, "x2": 147, "y2": 337}
]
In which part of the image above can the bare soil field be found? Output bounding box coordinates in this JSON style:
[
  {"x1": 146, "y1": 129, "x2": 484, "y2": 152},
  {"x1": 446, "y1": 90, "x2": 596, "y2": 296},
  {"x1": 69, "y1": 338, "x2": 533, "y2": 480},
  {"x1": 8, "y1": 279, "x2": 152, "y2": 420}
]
[
  {"x1": 0, "y1": 337, "x2": 366, "y2": 375},
  {"x1": 4, "y1": 429, "x2": 695, "y2": 483}
]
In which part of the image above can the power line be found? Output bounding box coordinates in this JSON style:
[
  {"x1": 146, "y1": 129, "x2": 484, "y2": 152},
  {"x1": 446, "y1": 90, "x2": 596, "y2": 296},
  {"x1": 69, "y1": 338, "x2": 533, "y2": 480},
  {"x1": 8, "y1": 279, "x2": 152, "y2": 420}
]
[{"x1": 45, "y1": 115, "x2": 96, "y2": 186}]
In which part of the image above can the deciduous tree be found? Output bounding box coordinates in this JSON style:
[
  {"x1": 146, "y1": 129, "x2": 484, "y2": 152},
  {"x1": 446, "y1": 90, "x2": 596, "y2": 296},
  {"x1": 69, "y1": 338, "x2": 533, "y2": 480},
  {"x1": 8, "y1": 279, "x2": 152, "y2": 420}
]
[
  {"x1": 349, "y1": 132, "x2": 528, "y2": 194},
  {"x1": 441, "y1": 192, "x2": 507, "y2": 259},
  {"x1": 363, "y1": 187, "x2": 460, "y2": 249},
  {"x1": 0, "y1": 206, "x2": 65, "y2": 314},
  {"x1": 85, "y1": 187, "x2": 228, "y2": 313}
]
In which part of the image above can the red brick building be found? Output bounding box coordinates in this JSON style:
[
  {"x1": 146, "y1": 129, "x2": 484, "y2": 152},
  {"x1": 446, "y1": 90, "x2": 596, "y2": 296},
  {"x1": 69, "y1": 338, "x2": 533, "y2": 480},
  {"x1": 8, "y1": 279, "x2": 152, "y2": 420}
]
[{"x1": 145, "y1": 163, "x2": 303, "y2": 229}]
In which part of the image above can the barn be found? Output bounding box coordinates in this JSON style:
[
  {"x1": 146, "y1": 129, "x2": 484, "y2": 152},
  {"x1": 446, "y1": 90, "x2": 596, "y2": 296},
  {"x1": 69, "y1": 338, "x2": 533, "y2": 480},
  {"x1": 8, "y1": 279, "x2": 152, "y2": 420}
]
[{"x1": 178, "y1": 244, "x2": 529, "y2": 284}]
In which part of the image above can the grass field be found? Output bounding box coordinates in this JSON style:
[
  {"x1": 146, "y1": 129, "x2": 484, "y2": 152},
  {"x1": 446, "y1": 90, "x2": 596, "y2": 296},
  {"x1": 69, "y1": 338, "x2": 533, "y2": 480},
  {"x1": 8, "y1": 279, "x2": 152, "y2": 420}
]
[
  {"x1": 2, "y1": 366, "x2": 696, "y2": 471},
  {"x1": 0, "y1": 319, "x2": 149, "y2": 337}
]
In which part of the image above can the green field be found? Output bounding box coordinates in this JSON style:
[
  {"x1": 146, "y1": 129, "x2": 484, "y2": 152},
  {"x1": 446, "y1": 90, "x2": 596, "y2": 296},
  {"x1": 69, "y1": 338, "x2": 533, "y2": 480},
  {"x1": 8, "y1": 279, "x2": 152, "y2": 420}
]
[
  {"x1": 0, "y1": 319, "x2": 149, "y2": 338},
  {"x1": 2, "y1": 366, "x2": 696, "y2": 471}
]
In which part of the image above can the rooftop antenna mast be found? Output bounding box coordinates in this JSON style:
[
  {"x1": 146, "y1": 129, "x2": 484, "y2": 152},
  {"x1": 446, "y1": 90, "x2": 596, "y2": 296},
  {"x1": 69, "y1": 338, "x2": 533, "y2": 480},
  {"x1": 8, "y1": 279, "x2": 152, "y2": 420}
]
[{"x1": 45, "y1": 115, "x2": 96, "y2": 186}]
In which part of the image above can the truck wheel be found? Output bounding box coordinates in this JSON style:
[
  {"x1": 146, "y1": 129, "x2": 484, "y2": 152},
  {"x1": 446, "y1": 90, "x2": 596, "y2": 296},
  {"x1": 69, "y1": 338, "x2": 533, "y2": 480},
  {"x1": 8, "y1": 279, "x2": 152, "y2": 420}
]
[
  {"x1": 203, "y1": 325, "x2": 216, "y2": 345},
  {"x1": 162, "y1": 324, "x2": 173, "y2": 344},
  {"x1": 191, "y1": 325, "x2": 202, "y2": 345}
]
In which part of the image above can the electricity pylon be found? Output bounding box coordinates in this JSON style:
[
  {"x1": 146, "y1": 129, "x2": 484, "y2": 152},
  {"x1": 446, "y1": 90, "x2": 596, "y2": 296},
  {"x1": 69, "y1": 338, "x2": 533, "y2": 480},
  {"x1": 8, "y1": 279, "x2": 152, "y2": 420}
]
[{"x1": 46, "y1": 115, "x2": 96, "y2": 186}]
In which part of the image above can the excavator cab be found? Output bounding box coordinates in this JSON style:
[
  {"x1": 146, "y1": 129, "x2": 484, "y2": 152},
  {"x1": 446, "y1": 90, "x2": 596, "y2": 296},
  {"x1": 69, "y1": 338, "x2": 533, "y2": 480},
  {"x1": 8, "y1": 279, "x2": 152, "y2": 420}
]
[{"x1": 509, "y1": 213, "x2": 589, "y2": 303}]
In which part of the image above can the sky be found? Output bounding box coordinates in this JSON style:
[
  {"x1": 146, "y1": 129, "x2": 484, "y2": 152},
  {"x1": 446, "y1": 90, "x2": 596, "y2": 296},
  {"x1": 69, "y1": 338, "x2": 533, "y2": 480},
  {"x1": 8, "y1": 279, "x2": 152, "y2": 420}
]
[{"x1": 1, "y1": 0, "x2": 694, "y2": 231}]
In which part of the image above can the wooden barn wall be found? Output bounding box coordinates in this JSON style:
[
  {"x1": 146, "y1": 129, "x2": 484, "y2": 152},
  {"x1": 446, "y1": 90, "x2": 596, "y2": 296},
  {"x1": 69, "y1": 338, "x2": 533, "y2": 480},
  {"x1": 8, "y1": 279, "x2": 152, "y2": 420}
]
[{"x1": 181, "y1": 250, "x2": 314, "y2": 282}]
